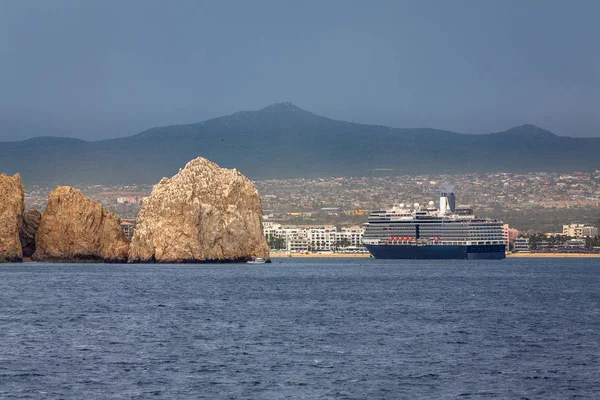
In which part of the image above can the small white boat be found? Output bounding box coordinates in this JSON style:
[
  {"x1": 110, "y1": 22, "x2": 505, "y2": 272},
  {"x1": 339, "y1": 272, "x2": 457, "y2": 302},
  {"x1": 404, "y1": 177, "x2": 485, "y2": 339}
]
[{"x1": 246, "y1": 257, "x2": 266, "y2": 264}]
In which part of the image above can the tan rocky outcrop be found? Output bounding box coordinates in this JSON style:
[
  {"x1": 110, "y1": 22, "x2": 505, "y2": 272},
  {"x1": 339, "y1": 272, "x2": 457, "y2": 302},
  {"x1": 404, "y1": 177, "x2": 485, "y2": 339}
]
[
  {"x1": 32, "y1": 187, "x2": 129, "y2": 262},
  {"x1": 20, "y1": 209, "x2": 42, "y2": 258},
  {"x1": 0, "y1": 173, "x2": 25, "y2": 262},
  {"x1": 129, "y1": 157, "x2": 269, "y2": 263}
]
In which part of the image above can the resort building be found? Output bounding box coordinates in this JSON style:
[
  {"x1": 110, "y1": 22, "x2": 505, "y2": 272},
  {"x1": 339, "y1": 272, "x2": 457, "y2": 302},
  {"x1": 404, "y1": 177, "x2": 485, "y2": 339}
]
[
  {"x1": 564, "y1": 238, "x2": 586, "y2": 249},
  {"x1": 513, "y1": 237, "x2": 530, "y2": 252},
  {"x1": 562, "y1": 223, "x2": 599, "y2": 238},
  {"x1": 263, "y1": 222, "x2": 365, "y2": 253}
]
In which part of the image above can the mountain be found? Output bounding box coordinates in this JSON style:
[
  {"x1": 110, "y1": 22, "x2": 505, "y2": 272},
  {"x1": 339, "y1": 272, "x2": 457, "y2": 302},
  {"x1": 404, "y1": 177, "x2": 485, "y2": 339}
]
[{"x1": 1, "y1": 103, "x2": 600, "y2": 185}]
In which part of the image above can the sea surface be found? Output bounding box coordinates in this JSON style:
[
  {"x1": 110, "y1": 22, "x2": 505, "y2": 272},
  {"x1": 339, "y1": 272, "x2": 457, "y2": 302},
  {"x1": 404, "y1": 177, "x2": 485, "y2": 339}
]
[{"x1": 1, "y1": 258, "x2": 599, "y2": 399}]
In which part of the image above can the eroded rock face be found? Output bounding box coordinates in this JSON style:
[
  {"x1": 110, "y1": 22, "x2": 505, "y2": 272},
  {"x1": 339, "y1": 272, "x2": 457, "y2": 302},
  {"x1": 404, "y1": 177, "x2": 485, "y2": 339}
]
[
  {"x1": 20, "y1": 209, "x2": 42, "y2": 258},
  {"x1": 32, "y1": 187, "x2": 129, "y2": 262},
  {"x1": 0, "y1": 173, "x2": 25, "y2": 262},
  {"x1": 129, "y1": 157, "x2": 269, "y2": 263}
]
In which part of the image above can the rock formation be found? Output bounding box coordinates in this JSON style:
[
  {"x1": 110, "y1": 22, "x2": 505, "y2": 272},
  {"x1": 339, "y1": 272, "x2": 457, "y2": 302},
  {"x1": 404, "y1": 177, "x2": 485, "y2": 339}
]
[
  {"x1": 0, "y1": 173, "x2": 25, "y2": 262},
  {"x1": 32, "y1": 186, "x2": 129, "y2": 262},
  {"x1": 20, "y1": 209, "x2": 42, "y2": 258},
  {"x1": 129, "y1": 157, "x2": 269, "y2": 263}
]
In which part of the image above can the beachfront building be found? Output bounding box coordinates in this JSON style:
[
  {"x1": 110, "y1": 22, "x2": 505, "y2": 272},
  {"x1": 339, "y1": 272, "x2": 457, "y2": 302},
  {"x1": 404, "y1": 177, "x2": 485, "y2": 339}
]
[
  {"x1": 264, "y1": 222, "x2": 309, "y2": 251},
  {"x1": 288, "y1": 240, "x2": 309, "y2": 253},
  {"x1": 306, "y1": 226, "x2": 338, "y2": 251},
  {"x1": 513, "y1": 237, "x2": 530, "y2": 252},
  {"x1": 335, "y1": 226, "x2": 365, "y2": 248},
  {"x1": 503, "y1": 224, "x2": 519, "y2": 252},
  {"x1": 564, "y1": 238, "x2": 586, "y2": 249},
  {"x1": 263, "y1": 222, "x2": 365, "y2": 253}
]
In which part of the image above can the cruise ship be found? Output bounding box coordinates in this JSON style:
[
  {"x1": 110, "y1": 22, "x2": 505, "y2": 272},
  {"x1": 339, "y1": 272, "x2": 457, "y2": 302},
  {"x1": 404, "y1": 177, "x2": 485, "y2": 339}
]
[{"x1": 362, "y1": 192, "x2": 506, "y2": 259}]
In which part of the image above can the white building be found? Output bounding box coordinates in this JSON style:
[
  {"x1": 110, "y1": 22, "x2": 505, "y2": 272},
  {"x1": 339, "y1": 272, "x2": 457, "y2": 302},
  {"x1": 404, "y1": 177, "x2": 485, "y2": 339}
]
[
  {"x1": 288, "y1": 240, "x2": 309, "y2": 253},
  {"x1": 306, "y1": 226, "x2": 338, "y2": 251},
  {"x1": 117, "y1": 196, "x2": 140, "y2": 204},
  {"x1": 263, "y1": 223, "x2": 365, "y2": 253},
  {"x1": 335, "y1": 226, "x2": 365, "y2": 248},
  {"x1": 563, "y1": 223, "x2": 598, "y2": 238}
]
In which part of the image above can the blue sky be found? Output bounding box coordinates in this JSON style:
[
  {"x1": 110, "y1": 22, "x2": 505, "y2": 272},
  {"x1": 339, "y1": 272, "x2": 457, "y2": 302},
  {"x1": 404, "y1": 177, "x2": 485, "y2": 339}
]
[{"x1": 1, "y1": 0, "x2": 599, "y2": 140}]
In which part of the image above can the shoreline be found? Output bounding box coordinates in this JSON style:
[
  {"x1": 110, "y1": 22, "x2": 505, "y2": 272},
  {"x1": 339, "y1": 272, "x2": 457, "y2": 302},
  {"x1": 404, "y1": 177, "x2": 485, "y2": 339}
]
[
  {"x1": 270, "y1": 253, "x2": 371, "y2": 258},
  {"x1": 271, "y1": 252, "x2": 600, "y2": 259},
  {"x1": 506, "y1": 252, "x2": 600, "y2": 258},
  {"x1": 15, "y1": 253, "x2": 600, "y2": 263}
]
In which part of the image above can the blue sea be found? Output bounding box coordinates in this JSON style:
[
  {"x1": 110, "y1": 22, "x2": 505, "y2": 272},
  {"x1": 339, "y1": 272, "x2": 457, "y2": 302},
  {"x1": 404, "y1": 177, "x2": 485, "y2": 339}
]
[{"x1": 1, "y1": 258, "x2": 599, "y2": 399}]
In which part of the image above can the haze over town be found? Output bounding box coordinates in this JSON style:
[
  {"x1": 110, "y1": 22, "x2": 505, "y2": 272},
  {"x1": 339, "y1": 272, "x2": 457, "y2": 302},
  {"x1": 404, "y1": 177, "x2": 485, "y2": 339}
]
[{"x1": 24, "y1": 170, "x2": 600, "y2": 234}]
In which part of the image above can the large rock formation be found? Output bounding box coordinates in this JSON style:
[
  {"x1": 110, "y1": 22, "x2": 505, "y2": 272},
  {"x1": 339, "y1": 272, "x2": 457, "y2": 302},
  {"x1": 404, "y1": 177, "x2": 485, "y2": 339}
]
[
  {"x1": 0, "y1": 173, "x2": 25, "y2": 262},
  {"x1": 129, "y1": 157, "x2": 269, "y2": 263},
  {"x1": 32, "y1": 187, "x2": 129, "y2": 262},
  {"x1": 20, "y1": 209, "x2": 42, "y2": 258}
]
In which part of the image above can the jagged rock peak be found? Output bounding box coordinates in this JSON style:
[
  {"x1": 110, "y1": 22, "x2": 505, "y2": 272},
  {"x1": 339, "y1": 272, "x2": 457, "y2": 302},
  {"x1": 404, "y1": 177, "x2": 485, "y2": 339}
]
[
  {"x1": 32, "y1": 186, "x2": 129, "y2": 263},
  {"x1": 0, "y1": 173, "x2": 25, "y2": 262},
  {"x1": 129, "y1": 156, "x2": 270, "y2": 263}
]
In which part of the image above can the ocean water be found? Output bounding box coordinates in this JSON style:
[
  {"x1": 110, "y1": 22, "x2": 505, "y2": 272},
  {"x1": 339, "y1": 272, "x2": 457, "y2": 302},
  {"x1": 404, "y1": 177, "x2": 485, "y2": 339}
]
[{"x1": 1, "y1": 258, "x2": 599, "y2": 399}]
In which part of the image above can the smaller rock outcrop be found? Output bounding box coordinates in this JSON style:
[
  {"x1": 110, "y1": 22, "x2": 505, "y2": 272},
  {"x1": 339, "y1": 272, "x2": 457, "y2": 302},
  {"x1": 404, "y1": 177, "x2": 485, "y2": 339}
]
[
  {"x1": 0, "y1": 173, "x2": 25, "y2": 262},
  {"x1": 129, "y1": 157, "x2": 269, "y2": 263},
  {"x1": 20, "y1": 209, "x2": 42, "y2": 258},
  {"x1": 32, "y1": 186, "x2": 129, "y2": 262}
]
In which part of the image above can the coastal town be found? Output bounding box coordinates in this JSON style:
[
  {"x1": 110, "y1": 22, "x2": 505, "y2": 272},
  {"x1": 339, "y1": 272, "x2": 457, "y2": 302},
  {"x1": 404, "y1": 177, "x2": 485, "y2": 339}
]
[{"x1": 21, "y1": 171, "x2": 600, "y2": 255}]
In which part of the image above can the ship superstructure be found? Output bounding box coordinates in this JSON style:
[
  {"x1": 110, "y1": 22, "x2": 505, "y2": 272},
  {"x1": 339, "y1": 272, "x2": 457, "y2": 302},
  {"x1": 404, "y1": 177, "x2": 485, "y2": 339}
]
[{"x1": 362, "y1": 192, "x2": 506, "y2": 259}]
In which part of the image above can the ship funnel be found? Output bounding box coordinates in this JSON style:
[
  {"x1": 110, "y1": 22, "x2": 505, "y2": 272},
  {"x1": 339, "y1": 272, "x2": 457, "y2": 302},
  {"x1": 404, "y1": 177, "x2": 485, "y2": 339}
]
[
  {"x1": 448, "y1": 192, "x2": 456, "y2": 213},
  {"x1": 440, "y1": 192, "x2": 457, "y2": 215},
  {"x1": 440, "y1": 192, "x2": 450, "y2": 215}
]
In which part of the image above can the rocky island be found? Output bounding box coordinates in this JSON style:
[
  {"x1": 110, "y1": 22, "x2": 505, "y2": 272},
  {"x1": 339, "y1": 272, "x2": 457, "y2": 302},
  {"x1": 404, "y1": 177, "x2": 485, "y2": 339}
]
[
  {"x1": 1, "y1": 156, "x2": 268, "y2": 264},
  {"x1": 129, "y1": 157, "x2": 269, "y2": 263},
  {"x1": 0, "y1": 173, "x2": 25, "y2": 262},
  {"x1": 32, "y1": 186, "x2": 130, "y2": 263}
]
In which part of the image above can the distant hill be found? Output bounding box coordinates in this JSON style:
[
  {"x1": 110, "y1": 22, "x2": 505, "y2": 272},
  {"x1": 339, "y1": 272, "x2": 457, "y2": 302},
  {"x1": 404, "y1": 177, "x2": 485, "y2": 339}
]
[{"x1": 1, "y1": 102, "x2": 600, "y2": 185}]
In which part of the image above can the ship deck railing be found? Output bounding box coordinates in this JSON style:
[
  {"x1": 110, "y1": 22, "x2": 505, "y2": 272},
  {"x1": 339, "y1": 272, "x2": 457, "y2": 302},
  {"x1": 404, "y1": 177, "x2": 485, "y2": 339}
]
[{"x1": 376, "y1": 239, "x2": 506, "y2": 246}]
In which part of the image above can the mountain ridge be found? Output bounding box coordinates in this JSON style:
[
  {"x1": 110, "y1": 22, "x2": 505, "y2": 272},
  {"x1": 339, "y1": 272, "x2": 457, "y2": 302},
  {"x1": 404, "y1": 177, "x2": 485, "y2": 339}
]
[
  {"x1": 2, "y1": 104, "x2": 568, "y2": 143},
  {"x1": 1, "y1": 103, "x2": 599, "y2": 185}
]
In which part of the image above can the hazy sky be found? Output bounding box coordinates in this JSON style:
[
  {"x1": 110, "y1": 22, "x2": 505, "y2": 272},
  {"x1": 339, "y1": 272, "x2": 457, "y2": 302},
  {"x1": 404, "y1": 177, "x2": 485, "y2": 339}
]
[{"x1": 1, "y1": 0, "x2": 599, "y2": 141}]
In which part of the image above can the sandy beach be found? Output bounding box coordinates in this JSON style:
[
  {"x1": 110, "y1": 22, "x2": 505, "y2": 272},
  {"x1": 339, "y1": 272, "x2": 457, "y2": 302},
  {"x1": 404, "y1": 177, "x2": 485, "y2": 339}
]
[
  {"x1": 271, "y1": 252, "x2": 600, "y2": 259},
  {"x1": 270, "y1": 253, "x2": 371, "y2": 258},
  {"x1": 507, "y1": 252, "x2": 600, "y2": 258}
]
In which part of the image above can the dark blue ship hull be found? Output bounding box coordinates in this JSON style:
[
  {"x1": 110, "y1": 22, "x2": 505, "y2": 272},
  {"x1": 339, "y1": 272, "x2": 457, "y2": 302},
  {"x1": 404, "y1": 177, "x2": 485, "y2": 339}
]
[{"x1": 365, "y1": 244, "x2": 506, "y2": 260}]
